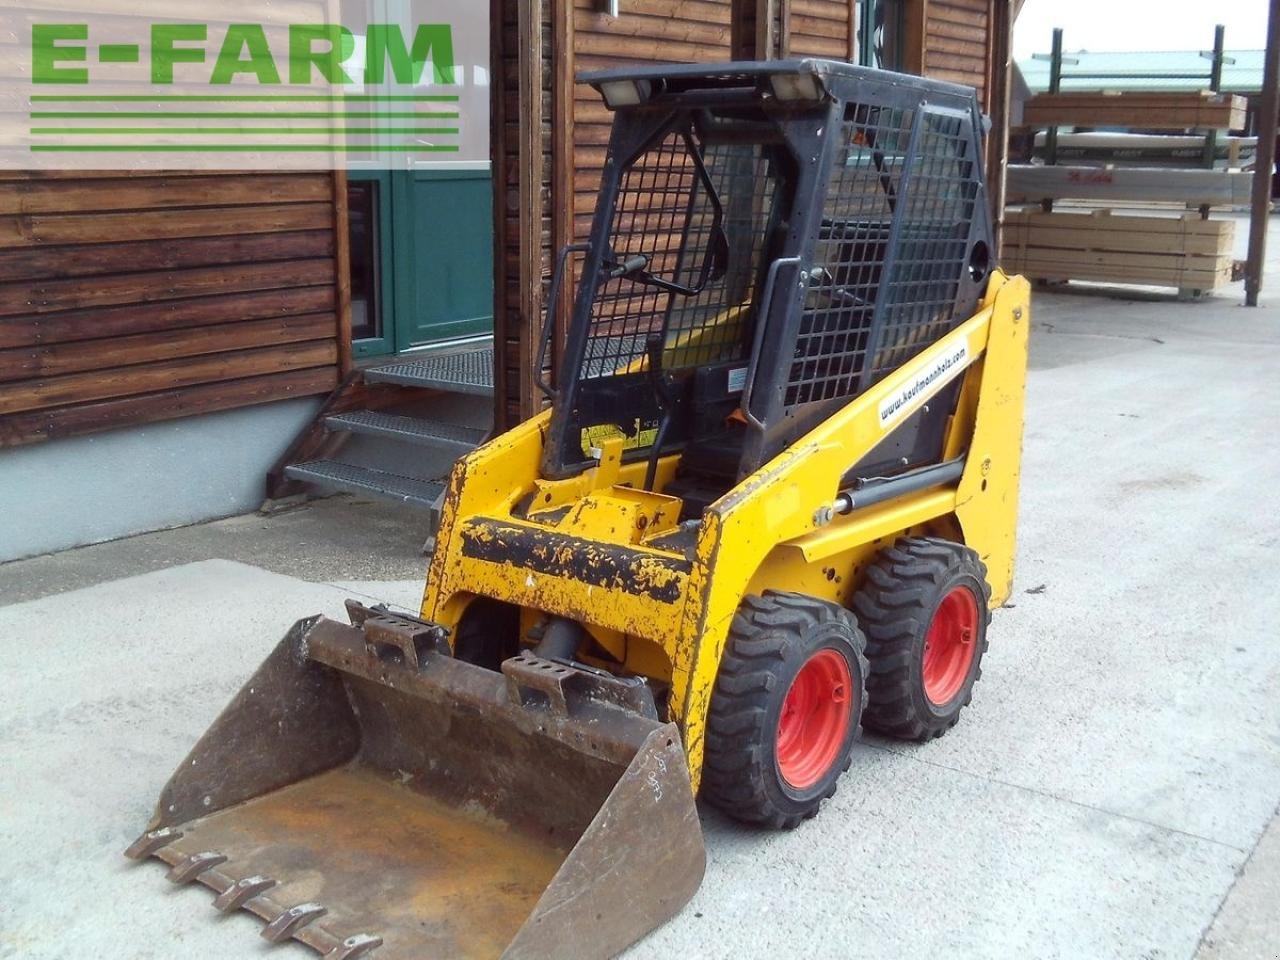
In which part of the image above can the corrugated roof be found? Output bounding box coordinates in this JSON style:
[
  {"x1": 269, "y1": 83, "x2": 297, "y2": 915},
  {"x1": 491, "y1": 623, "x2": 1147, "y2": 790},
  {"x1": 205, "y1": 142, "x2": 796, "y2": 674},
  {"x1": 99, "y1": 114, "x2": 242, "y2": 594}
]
[{"x1": 1017, "y1": 49, "x2": 1265, "y2": 94}]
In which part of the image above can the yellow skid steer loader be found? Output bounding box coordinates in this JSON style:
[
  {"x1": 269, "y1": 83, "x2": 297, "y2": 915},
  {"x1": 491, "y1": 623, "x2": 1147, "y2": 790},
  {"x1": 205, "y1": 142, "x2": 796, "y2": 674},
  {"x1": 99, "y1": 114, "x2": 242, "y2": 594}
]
[{"x1": 128, "y1": 60, "x2": 1029, "y2": 959}]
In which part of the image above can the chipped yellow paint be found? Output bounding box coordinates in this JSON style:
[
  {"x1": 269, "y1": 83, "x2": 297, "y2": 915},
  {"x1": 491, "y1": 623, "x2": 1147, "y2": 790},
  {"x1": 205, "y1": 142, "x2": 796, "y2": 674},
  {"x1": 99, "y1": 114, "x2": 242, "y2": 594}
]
[{"x1": 418, "y1": 272, "x2": 1029, "y2": 793}]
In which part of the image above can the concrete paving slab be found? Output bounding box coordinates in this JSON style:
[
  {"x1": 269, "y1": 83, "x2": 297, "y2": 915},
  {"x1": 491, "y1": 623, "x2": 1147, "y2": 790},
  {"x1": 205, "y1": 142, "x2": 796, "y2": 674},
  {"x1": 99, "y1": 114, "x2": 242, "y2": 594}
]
[
  {"x1": 1197, "y1": 806, "x2": 1280, "y2": 960},
  {"x1": 0, "y1": 560, "x2": 1256, "y2": 960},
  {"x1": 633, "y1": 746, "x2": 1242, "y2": 960},
  {"x1": 0, "y1": 497, "x2": 430, "y2": 607}
]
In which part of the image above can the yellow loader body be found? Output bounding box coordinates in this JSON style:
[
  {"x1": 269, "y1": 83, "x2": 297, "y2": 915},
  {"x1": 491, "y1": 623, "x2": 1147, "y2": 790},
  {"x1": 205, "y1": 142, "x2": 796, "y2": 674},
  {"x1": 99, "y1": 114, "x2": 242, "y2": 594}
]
[{"x1": 424, "y1": 270, "x2": 1028, "y2": 789}]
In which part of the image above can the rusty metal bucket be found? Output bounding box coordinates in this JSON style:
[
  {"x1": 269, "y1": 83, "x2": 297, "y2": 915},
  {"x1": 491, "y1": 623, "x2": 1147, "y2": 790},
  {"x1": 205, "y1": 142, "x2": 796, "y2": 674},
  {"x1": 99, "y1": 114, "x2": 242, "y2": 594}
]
[{"x1": 126, "y1": 603, "x2": 705, "y2": 960}]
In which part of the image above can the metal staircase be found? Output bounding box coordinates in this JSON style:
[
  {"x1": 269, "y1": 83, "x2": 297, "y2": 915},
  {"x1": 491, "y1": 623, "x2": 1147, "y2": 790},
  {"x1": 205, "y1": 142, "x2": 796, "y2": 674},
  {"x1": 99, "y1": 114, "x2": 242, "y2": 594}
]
[{"x1": 269, "y1": 344, "x2": 493, "y2": 520}]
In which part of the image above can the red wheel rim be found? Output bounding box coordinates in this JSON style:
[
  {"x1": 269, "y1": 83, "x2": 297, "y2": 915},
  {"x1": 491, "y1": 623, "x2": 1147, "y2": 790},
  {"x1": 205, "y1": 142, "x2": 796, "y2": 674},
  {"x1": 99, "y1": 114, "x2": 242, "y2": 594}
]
[
  {"x1": 922, "y1": 586, "x2": 979, "y2": 706},
  {"x1": 776, "y1": 649, "x2": 853, "y2": 791}
]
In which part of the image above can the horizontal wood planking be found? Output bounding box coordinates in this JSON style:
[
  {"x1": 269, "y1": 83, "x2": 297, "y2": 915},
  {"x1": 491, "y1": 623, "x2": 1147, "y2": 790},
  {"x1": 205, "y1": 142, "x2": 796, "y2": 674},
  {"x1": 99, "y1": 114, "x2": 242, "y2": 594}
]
[
  {"x1": 0, "y1": 286, "x2": 335, "y2": 349},
  {"x1": 0, "y1": 367, "x2": 339, "y2": 449},
  {"x1": 9, "y1": 258, "x2": 335, "y2": 316},
  {"x1": 0, "y1": 174, "x2": 334, "y2": 216},
  {"x1": 1004, "y1": 209, "x2": 1232, "y2": 253},
  {"x1": 0, "y1": 313, "x2": 336, "y2": 382},
  {"x1": 1004, "y1": 223, "x2": 1230, "y2": 257},
  {"x1": 0, "y1": 230, "x2": 333, "y2": 282},
  {"x1": 0, "y1": 202, "x2": 334, "y2": 248},
  {"x1": 0, "y1": 170, "x2": 343, "y2": 446},
  {"x1": 1004, "y1": 246, "x2": 1232, "y2": 275},
  {"x1": 0, "y1": 340, "x2": 338, "y2": 415},
  {"x1": 785, "y1": 0, "x2": 853, "y2": 60},
  {"x1": 925, "y1": 0, "x2": 988, "y2": 102}
]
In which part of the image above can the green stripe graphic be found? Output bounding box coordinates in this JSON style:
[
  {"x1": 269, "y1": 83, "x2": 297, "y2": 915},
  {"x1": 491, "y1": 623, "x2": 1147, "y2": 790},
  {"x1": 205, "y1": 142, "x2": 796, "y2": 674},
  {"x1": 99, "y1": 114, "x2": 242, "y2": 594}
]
[
  {"x1": 30, "y1": 111, "x2": 459, "y2": 120},
  {"x1": 30, "y1": 127, "x2": 460, "y2": 136},
  {"x1": 31, "y1": 144, "x2": 462, "y2": 153},
  {"x1": 29, "y1": 95, "x2": 461, "y2": 103}
]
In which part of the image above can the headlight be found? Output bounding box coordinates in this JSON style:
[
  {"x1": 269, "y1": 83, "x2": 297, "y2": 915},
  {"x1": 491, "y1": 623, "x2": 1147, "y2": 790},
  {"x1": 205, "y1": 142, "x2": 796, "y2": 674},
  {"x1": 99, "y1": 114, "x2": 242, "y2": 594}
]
[
  {"x1": 598, "y1": 79, "x2": 653, "y2": 109},
  {"x1": 769, "y1": 72, "x2": 823, "y2": 102}
]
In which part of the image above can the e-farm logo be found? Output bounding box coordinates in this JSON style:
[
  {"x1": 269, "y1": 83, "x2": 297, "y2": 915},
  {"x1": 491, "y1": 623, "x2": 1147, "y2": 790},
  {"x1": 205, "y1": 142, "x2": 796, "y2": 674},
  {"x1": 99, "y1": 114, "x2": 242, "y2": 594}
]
[{"x1": 24, "y1": 21, "x2": 463, "y2": 161}]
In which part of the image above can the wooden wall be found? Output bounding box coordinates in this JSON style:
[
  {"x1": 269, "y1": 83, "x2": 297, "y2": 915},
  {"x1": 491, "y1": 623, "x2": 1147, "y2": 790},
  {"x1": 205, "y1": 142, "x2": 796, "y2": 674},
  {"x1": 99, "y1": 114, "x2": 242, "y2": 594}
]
[
  {"x1": 922, "y1": 0, "x2": 992, "y2": 105},
  {"x1": 782, "y1": 0, "x2": 857, "y2": 60},
  {"x1": 0, "y1": 172, "x2": 346, "y2": 448}
]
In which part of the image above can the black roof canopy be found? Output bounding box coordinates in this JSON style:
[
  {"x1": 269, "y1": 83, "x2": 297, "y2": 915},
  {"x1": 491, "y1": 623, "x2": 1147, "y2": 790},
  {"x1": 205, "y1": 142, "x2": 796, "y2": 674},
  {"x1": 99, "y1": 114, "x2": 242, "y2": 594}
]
[{"x1": 580, "y1": 59, "x2": 977, "y2": 107}]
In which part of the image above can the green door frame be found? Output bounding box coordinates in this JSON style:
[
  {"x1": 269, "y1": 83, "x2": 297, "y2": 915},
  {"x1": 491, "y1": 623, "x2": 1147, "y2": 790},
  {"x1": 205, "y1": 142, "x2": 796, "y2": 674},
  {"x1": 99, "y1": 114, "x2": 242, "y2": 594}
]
[
  {"x1": 349, "y1": 167, "x2": 494, "y2": 359},
  {"x1": 349, "y1": 170, "x2": 397, "y2": 360}
]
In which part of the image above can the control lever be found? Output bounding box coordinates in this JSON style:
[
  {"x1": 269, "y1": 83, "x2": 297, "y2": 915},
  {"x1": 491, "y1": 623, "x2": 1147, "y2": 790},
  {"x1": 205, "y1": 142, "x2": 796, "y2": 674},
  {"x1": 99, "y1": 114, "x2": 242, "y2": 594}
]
[{"x1": 607, "y1": 254, "x2": 650, "y2": 280}]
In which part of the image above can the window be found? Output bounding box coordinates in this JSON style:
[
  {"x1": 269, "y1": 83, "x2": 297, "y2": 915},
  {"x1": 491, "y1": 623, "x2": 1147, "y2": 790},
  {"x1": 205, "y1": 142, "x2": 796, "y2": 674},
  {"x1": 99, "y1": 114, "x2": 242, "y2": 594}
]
[
  {"x1": 347, "y1": 179, "x2": 382, "y2": 342},
  {"x1": 859, "y1": 0, "x2": 906, "y2": 71}
]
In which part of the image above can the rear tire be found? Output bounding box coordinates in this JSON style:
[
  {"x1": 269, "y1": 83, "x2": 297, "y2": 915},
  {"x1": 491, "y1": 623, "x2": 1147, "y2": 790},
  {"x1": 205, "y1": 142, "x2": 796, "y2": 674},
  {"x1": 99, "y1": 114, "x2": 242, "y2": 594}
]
[
  {"x1": 853, "y1": 537, "x2": 991, "y2": 741},
  {"x1": 702, "y1": 591, "x2": 868, "y2": 829},
  {"x1": 452, "y1": 598, "x2": 521, "y2": 670}
]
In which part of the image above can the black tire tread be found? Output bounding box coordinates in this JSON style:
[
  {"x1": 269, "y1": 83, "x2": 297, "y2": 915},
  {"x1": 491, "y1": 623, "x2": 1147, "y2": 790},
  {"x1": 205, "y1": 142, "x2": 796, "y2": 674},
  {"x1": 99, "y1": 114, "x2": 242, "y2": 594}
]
[
  {"x1": 853, "y1": 537, "x2": 992, "y2": 742},
  {"x1": 702, "y1": 591, "x2": 869, "y2": 829}
]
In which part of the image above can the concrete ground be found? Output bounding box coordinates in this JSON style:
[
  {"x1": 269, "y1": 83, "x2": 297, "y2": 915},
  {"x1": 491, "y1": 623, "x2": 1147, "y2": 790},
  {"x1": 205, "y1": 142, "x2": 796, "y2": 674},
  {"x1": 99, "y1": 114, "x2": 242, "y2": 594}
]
[{"x1": 2, "y1": 232, "x2": 1279, "y2": 958}]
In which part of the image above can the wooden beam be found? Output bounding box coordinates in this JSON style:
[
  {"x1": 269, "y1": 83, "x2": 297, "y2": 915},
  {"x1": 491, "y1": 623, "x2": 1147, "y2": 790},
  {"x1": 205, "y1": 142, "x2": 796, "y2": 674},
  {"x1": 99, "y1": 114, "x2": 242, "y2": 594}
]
[
  {"x1": 1245, "y1": 0, "x2": 1280, "y2": 305},
  {"x1": 331, "y1": 169, "x2": 352, "y2": 376},
  {"x1": 488, "y1": 0, "x2": 509, "y2": 423},
  {"x1": 903, "y1": 0, "x2": 929, "y2": 74},
  {"x1": 1007, "y1": 164, "x2": 1254, "y2": 207},
  {"x1": 517, "y1": 0, "x2": 546, "y2": 423},
  {"x1": 1023, "y1": 91, "x2": 1248, "y2": 131},
  {"x1": 986, "y1": 0, "x2": 1012, "y2": 253},
  {"x1": 551, "y1": 0, "x2": 575, "y2": 394}
]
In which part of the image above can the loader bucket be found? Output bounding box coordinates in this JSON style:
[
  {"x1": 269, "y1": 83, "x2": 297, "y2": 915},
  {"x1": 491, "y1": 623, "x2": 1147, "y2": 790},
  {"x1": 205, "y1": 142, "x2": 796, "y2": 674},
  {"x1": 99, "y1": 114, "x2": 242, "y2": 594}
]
[{"x1": 126, "y1": 605, "x2": 705, "y2": 960}]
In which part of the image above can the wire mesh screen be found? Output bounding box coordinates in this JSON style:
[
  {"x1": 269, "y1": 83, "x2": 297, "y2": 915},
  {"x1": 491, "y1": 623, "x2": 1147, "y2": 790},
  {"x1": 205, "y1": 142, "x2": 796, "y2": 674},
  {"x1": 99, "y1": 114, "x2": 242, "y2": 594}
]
[
  {"x1": 869, "y1": 108, "x2": 979, "y2": 382},
  {"x1": 785, "y1": 103, "x2": 979, "y2": 408},
  {"x1": 786, "y1": 104, "x2": 914, "y2": 407},
  {"x1": 580, "y1": 121, "x2": 782, "y2": 381}
]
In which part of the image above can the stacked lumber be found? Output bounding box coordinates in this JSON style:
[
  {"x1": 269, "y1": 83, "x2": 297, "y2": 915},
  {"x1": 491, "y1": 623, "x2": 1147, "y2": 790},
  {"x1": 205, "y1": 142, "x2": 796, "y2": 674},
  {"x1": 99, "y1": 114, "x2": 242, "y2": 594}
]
[
  {"x1": 1007, "y1": 164, "x2": 1254, "y2": 208},
  {"x1": 1029, "y1": 132, "x2": 1258, "y2": 169},
  {"x1": 1003, "y1": 209, "x2": 1235, "y2": 295},
  {"x1": 1023, "y1": 91, "x2": 1247, "y2": 131}
]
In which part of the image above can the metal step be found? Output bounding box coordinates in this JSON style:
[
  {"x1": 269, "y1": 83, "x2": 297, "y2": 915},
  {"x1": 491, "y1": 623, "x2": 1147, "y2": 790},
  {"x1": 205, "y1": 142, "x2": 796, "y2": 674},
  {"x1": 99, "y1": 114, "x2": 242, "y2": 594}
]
[
  {"x1": 325, "y1": 410, "x2": 488, "y2": 452},
  {"x1": 284, "y1": 460, "x2": 442, "y2": 508},
  {"x1": 363, "y1": 347, "x2": 494, "y2": 397}
]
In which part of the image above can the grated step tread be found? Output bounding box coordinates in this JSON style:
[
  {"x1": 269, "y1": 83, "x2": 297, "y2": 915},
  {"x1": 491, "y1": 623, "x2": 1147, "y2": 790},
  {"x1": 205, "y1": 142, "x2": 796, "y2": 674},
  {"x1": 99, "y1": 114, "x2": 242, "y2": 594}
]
[
  {"x1": 325, "y1": 410, "x2": 487, "y2": 450},
  {"x1": 284, "y1": 460, "x2": 442, "y2": 508},
  {"x1": 363, "y1": 347, "x2": 494, "y2": 396}
]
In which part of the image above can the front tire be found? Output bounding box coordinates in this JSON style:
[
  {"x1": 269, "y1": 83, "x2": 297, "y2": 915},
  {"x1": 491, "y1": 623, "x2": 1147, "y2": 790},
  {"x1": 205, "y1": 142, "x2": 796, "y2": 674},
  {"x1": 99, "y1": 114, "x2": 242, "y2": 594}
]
[
  {"x1": 853, "y1": 537, "x2": 992, "y2": 741},
  {"x1": 702, "y1": 592, "x2": 868, "y2": 829}
]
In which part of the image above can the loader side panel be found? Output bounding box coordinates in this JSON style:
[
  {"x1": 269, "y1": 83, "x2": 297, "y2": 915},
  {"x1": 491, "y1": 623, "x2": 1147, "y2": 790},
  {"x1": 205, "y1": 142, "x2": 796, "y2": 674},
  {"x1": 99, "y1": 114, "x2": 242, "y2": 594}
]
[{"x1": 953, "y1": 274, "x2": 1031, "y2": 605}]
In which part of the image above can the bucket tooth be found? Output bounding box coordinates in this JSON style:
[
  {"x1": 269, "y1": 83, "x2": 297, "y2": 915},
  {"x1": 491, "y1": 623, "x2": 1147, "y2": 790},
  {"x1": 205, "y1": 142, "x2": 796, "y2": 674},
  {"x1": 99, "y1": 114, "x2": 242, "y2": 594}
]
[
  {"x1": 166, "y1": 851, "x2": 227, "y2": 884},
  {"x1": 262, "y1": 902, "x2": 328, "y2": 943},
  {"x1": 322, "y1": 934, "x2": 383, "y2": 960},
  {"x1": 124, "y1": 827, "x2": 183, "y2": 860},
  {"x1": 212, "y1": 875, "x2": 277, "y2": 912}
]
